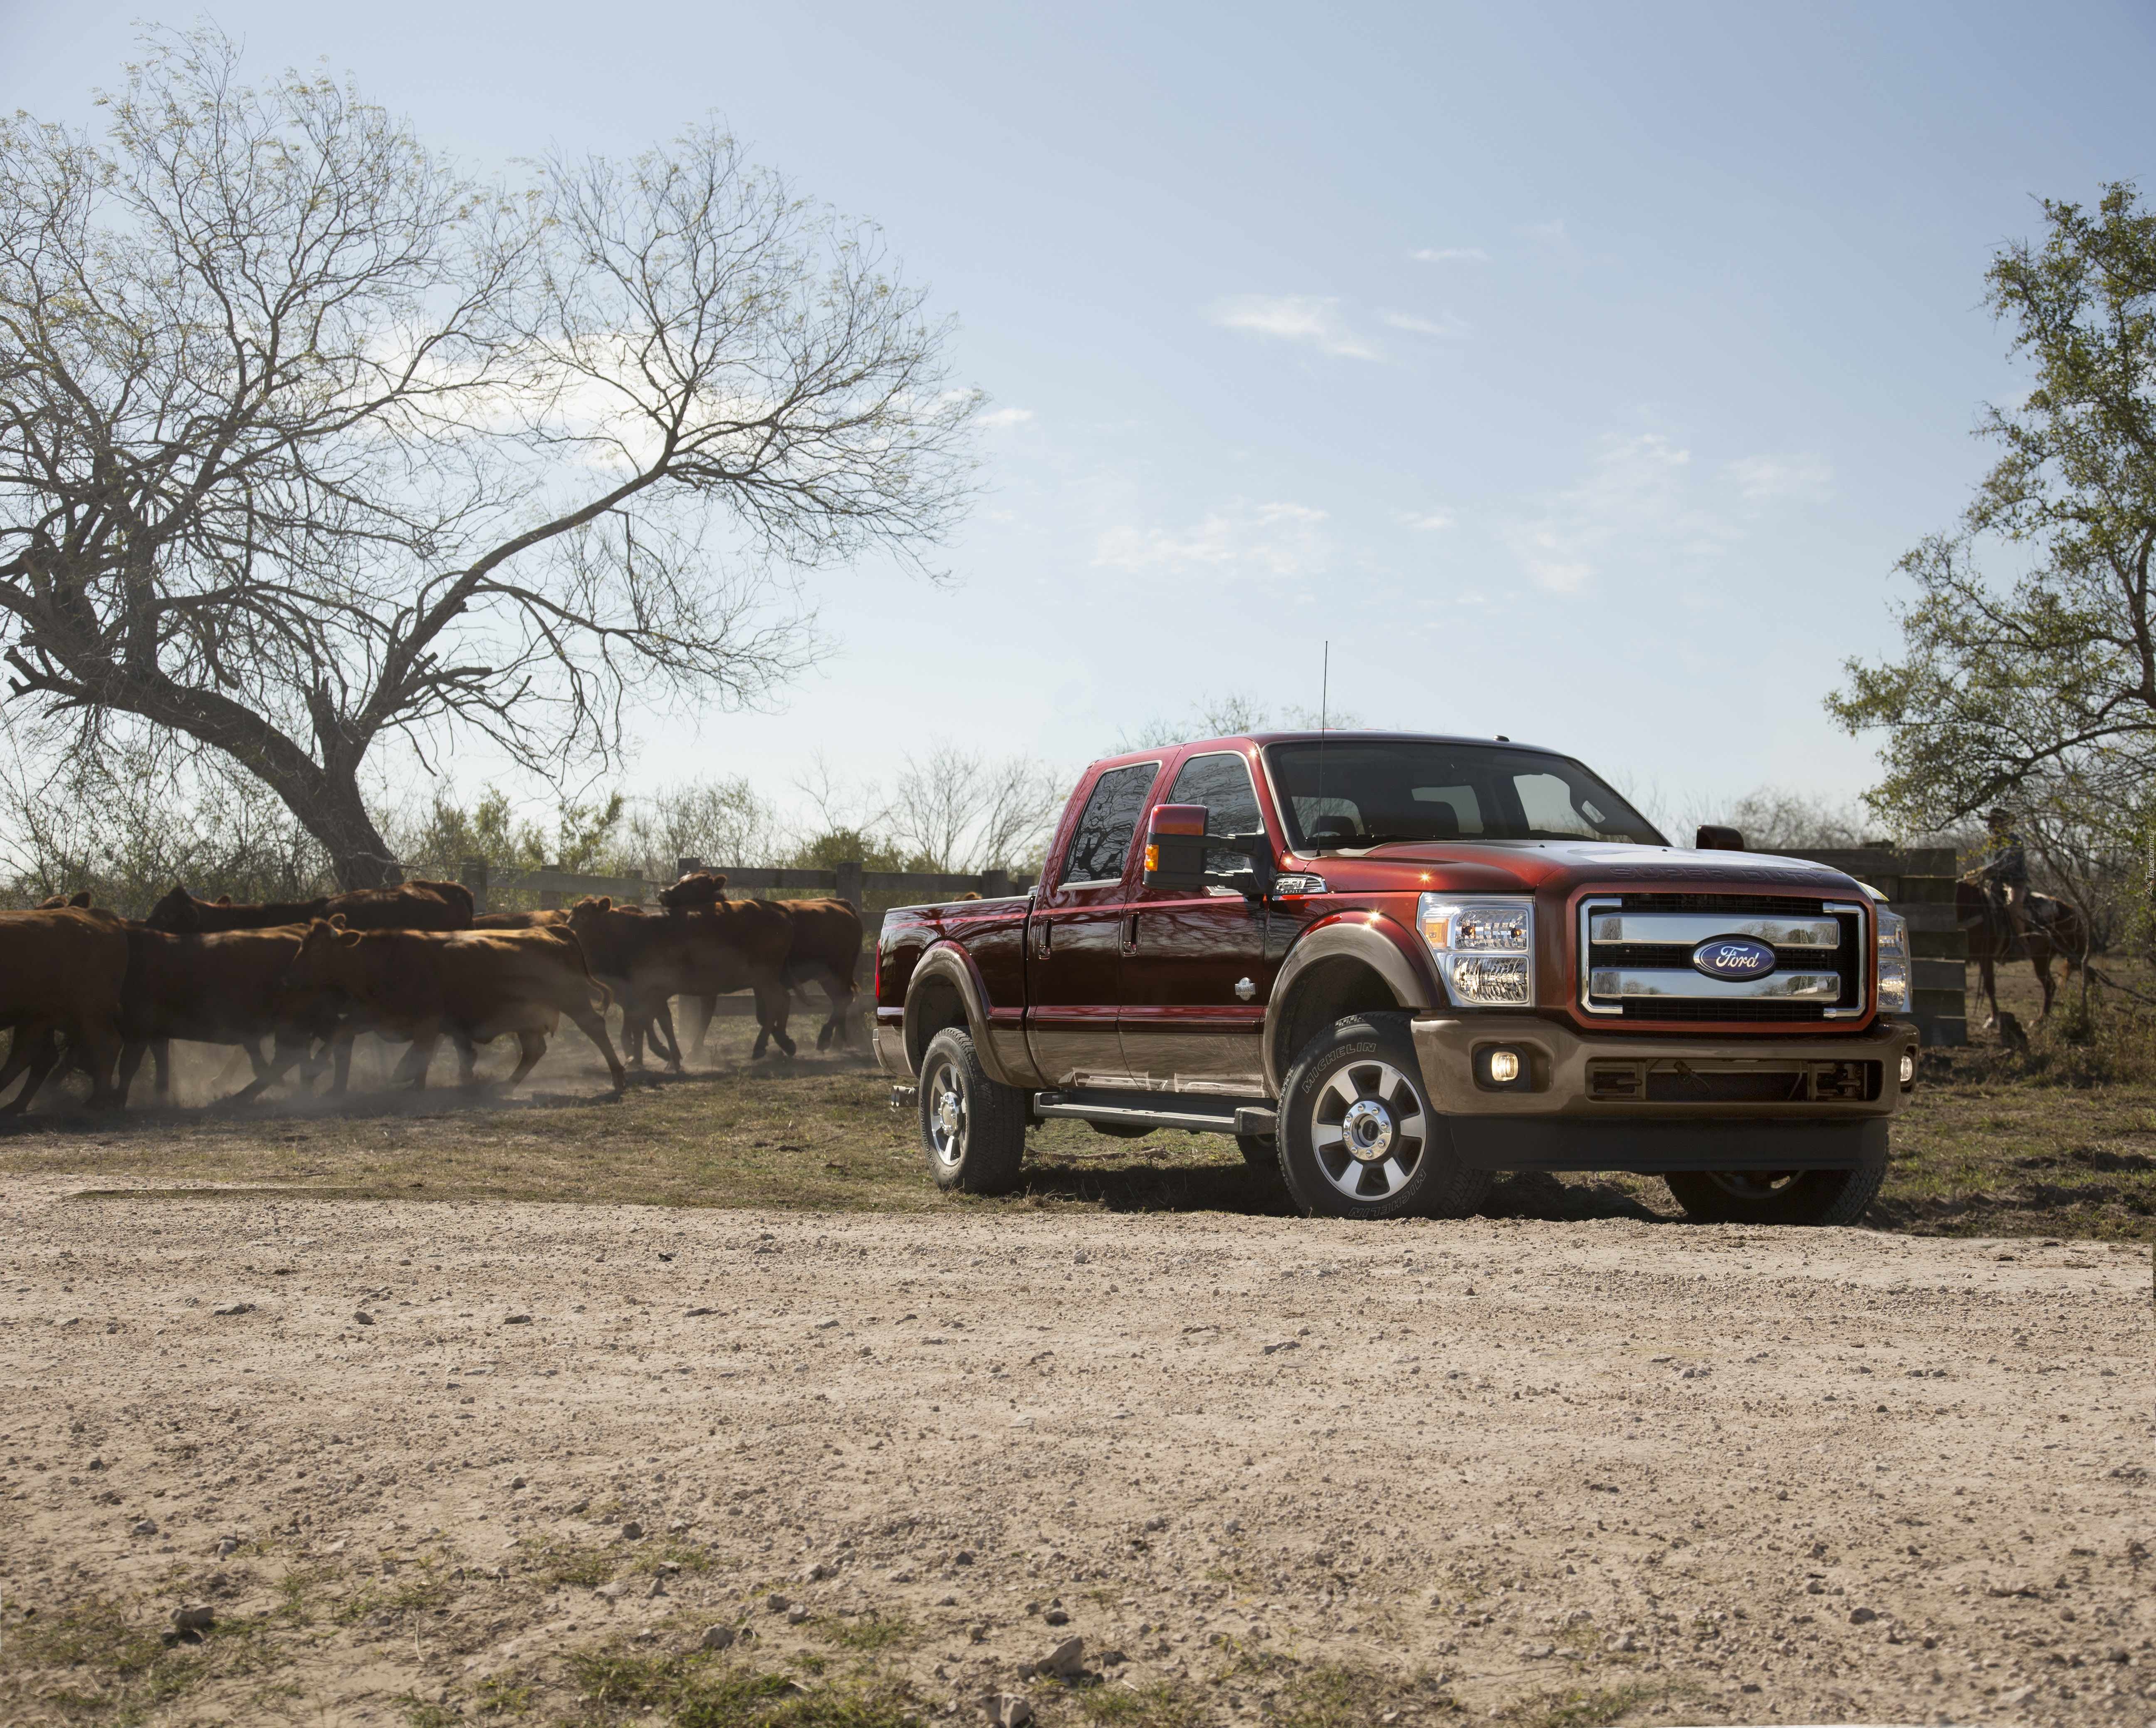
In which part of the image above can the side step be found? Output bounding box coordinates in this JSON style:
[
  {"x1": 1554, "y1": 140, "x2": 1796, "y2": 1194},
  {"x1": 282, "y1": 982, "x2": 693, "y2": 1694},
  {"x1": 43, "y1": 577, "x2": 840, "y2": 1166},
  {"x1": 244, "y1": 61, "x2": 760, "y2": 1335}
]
[{"x1": 1032, "y1": 1089, "x2": 1276, "y2": 1140}]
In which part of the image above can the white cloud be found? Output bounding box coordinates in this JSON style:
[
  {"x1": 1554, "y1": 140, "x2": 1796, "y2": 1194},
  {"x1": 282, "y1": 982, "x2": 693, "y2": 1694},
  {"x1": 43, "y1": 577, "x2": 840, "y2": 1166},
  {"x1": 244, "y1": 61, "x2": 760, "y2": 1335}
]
[
  {"x1": 1094, "y1": 500, "x2": 1330, "y2": 579},
  {"x1": 1722, "y1": 453, "x2": 1832, "y2": 503},
  {"x1": 1400, "y1": 510, "x2": 1454, "y2": 531},
  {"x1": 1411, "y1": 246, "x2": 1491, "y2": 263},
  {"x1": 977, "y1": 406, "x2": 1036, "y2": 429},
  {"x1": 1380, "y1": 309, "x2": 1471, "y2": 339},
  {"x1": 1500, "y1": 432, "x2": 1732, "y2": 593},
  {"x1": 1207, "y1": 295, "x2": 1379, "y2": 360}
]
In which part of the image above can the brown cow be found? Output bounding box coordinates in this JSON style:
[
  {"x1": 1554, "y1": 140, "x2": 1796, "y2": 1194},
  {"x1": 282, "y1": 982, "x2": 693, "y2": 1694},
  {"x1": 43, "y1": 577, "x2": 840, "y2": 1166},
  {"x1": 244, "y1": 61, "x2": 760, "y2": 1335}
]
[
  {"x1": 0, "y1": 906, "x2": 128, "y2": 1112},
  {"x1": 567, "y1": 895, "x2": 794, "y2": 1071},
  {"x1": 146, "y1": 878, "x2": 475, "y2": 934},
  {"x1": 114, "y1": 926, "x2": 329, "y2": 1105},
  {"x1": 657, "y1": 876, "x2": 863, "y2": 1059},
  {"x1": 658, "y1": 871, "x2": 729, "y2": 909},
  {"x1": 279, "y1": 920, "x2": 625, "y2": 1092}
]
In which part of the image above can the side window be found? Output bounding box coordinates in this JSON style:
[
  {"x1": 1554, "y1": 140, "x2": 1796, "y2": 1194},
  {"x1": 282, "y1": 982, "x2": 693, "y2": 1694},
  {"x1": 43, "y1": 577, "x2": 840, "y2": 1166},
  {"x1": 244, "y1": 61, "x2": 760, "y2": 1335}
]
[
  {"x1": 1058, "y1": 763, "x2": 1159, "y2": 885},
  {"x1": 1166, "y1": 752, "x2": 1264, "y2": 876}
]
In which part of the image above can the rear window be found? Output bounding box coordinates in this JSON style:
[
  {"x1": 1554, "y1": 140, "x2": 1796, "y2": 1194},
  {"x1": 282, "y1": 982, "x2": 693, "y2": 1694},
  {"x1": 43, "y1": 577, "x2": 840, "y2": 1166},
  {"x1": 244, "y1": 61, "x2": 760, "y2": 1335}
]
[{"x1": 1059, "y1": 762, "x2": 1160, "y2": 884}]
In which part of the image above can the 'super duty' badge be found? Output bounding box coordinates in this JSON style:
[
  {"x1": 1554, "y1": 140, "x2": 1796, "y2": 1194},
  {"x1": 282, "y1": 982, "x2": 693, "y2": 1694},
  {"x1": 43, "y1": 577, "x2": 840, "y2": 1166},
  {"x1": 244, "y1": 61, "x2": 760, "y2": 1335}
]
[{"x1": 1691, "y1": 936, "x2": 1777, "y2": 979}]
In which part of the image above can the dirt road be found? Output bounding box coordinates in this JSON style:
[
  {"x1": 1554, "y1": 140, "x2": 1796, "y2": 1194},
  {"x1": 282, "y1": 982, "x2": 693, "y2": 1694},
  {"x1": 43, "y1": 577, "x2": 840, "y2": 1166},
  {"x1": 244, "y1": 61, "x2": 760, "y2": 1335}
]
[{"x1": 2, "y1": 1174, "x2": 2150, "y2": 1727}]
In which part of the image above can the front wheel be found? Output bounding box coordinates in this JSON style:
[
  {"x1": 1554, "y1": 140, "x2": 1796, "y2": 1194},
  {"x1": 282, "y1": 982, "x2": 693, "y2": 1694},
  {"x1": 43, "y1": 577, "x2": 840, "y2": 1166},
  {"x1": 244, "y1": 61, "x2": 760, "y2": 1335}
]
[
  {"x1": 1663, "y1": 1146, "x2": 1886, "y2": 1227},
  {"x1": 1277, "y1": 1014, "x2": 1489, "y2": 1221},
  {"x1": 917, "y1": 1026, "x2": 1027, "y2": 1195}
]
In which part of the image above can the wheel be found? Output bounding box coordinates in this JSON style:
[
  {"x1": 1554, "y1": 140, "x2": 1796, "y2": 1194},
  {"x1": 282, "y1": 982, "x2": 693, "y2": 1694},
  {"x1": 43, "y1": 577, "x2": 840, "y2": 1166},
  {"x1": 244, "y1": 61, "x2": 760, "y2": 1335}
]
[
  {"x1": 1276, "y1": 1013, "x2": 1489, "y2": 1220},
  {"x1": 917, "y1": 1026, "x2": 1027, "y2": 1195},
  {"x1": 1663, "y1": 1145, "x2": 1886, "y2": 1227},
  {"x1": 1236, "y1": 1134, "x2": 1278, "y2": 1172}
]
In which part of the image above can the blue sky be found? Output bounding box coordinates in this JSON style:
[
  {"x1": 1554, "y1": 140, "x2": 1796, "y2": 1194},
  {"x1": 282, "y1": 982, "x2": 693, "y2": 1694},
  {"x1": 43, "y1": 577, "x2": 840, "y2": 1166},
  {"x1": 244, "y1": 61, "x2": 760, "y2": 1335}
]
[{"x1": 5, "y1": 0, "x2": 2151, "y2": 832}]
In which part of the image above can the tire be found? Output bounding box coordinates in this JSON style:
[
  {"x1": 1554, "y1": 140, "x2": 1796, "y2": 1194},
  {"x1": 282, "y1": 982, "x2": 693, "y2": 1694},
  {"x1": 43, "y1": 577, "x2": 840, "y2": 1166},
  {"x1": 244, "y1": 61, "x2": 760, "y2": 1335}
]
[
  {"x1": 1276, "y1": 1013, "x2": 1489, "y2": 1221},
  {"x1": 917, "y1": 1026, "x2": 1028, "y2": 1196},
  {"x1": 1663, "y1": 1143, "x2": 1887, "y2": 1227}
]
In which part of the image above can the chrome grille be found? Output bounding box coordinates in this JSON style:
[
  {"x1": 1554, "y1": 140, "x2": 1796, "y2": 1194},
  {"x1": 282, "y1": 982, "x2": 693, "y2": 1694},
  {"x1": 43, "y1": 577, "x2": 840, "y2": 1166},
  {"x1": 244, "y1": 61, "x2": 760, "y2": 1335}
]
[{"x1": 1579, "y1": 895, "x2": 1867, "y2": 1021}]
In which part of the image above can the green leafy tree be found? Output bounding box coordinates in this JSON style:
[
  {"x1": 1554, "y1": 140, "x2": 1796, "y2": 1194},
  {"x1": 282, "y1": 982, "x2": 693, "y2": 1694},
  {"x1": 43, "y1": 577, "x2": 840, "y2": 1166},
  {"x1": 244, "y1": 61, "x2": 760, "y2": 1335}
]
[{"x1": 1831, "y1": 183, "x2": 2156, "y2": 845}]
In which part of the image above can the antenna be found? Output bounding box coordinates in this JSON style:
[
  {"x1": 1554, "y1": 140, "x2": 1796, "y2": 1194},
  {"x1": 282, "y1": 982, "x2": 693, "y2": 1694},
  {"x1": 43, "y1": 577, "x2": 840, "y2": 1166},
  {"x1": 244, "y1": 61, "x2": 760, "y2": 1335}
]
[{"x1": 1315, "y1": 640, "x2": 1330, "y2": 850}]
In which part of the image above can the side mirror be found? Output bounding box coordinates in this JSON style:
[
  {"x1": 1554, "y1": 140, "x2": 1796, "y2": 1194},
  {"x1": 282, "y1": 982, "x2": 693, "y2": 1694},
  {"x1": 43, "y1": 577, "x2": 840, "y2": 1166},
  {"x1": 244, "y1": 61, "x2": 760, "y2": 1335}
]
[
  {"x1": 1695, "y1": 824, "x2": 1747, "y2": 852},
  {"x1": 1143, "y1": 804, "x2": 1212, "y2": 892},
  {"x1": 1143, "y1": 804, "x2": 1279, "y2": 900}
]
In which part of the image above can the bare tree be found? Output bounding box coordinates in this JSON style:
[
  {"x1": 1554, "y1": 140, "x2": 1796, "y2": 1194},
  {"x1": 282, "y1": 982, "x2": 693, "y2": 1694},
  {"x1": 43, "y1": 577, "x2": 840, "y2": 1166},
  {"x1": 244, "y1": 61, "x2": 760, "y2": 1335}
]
[
  {"x1": 624, "y1": 778, "x2": 786, "y2": 875},
  {"x1": 0, "y1": 30, "x2": 977, "y2": 885},
  {"x1": 886, "y1": 745, "x2": 1062, "y2": 873}
]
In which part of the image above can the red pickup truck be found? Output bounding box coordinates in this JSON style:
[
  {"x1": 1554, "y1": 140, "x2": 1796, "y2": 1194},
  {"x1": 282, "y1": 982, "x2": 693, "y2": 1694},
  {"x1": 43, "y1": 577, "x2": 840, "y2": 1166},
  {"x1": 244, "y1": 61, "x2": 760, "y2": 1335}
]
[{"x1": 875, "y1": 732, "x2": 1918, "y2": 1226}]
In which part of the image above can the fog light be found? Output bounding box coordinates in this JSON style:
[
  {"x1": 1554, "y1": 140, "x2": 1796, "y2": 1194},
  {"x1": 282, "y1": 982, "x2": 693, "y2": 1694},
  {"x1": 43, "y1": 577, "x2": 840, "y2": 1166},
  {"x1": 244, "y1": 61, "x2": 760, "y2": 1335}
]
[
  {"x1": 1488, "y1": 1049, "x2": 1522, "y2": 1085},
  {"x1": 1899, "y1": 1051, "x2": 1916, "y2": 1088}
]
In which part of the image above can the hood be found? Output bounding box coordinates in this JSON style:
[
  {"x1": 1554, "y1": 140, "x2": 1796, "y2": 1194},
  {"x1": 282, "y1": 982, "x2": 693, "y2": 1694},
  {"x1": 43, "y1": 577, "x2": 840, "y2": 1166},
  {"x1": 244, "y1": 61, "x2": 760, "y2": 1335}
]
[{"x1": 1307, "y1": 838, "x2": 1869, "y2": 898}]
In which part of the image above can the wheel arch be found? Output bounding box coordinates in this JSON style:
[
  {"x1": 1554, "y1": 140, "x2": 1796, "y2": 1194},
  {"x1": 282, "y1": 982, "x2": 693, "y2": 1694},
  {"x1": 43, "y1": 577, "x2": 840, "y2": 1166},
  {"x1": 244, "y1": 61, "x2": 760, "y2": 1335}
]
[
  {"x1": 904, "y1": 943, "x2": 1025, "y2": 1087},
  {"x1": 1263, "y1": 915, "x2": 1442, "y2": 1095}
]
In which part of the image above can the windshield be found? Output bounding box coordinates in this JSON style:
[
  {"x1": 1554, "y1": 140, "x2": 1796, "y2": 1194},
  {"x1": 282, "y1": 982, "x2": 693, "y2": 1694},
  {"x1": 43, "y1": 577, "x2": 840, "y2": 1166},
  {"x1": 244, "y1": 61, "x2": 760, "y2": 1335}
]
[{"x1": 1264, "y1": 740, "x2": 1666, "y2": 851}]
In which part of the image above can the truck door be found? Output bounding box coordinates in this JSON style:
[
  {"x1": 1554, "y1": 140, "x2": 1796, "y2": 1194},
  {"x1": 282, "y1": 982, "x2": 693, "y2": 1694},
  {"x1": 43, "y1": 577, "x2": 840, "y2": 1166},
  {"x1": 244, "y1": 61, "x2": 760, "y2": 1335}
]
[
  {"x1": 1119, "y1": 748, "x2": 1275, "y2": 1095},
  {"x1": 1025, "y1": 760, "x2": 1160, "y2": 1088}
]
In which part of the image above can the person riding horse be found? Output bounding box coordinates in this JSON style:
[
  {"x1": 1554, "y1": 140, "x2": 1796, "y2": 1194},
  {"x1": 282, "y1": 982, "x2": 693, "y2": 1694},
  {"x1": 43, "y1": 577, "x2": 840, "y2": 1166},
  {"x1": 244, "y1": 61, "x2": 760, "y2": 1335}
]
[{"x1": 1971, "y1": 807, "x2": 2033, "y2": 949}]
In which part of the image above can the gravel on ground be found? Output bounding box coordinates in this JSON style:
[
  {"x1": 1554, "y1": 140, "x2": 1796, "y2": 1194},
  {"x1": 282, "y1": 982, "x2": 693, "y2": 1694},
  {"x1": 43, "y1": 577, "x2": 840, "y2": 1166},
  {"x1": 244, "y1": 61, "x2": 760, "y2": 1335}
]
[{"x1": 1, "y1": 1175, "x2": 2151, "y2": 1727}]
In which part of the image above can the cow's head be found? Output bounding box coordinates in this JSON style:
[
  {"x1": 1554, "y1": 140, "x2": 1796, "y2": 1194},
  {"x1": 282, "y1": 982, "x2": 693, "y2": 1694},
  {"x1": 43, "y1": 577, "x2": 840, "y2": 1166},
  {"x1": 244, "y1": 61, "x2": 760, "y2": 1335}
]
[
  {"x1": 658, "y1": 871, "x2": 728, "y2": 912},
  {"x1": 145, "y1": 883, "x2": 202, "y2": 932}
]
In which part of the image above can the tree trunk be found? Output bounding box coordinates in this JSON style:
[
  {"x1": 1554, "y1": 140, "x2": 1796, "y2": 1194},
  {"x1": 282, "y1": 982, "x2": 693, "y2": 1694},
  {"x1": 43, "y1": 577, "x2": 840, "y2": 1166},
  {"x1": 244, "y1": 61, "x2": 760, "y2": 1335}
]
[{"x1": 272, "y1": 767, "x2": 401, "y2": 890}]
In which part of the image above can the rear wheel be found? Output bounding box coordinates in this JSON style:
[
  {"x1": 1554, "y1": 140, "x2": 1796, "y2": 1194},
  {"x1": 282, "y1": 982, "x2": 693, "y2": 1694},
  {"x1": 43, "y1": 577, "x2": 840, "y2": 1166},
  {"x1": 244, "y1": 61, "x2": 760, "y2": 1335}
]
[
  {"x1": 1277, "y1": 1014, "x2": 1488, "y2": 1221},
  {"x1": 917, "y1": 1026, "x2": 1027, "y2": 1195},
  {"x1": 1664, "y1": 1149, "x2": 1886, "y2": 1227}
]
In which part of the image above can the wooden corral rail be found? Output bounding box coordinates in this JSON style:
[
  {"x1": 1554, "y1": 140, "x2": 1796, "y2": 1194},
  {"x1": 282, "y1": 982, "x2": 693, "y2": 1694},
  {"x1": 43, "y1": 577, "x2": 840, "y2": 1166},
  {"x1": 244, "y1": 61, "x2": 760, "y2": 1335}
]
[{"x1": 1780, "y1": 846, "x2": 1967, "y2": 1047}]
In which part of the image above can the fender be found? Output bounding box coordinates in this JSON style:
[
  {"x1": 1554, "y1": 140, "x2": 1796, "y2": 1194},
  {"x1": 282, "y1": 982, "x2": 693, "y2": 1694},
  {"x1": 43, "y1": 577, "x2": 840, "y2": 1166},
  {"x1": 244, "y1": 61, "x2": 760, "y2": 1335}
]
[
  {"x1": 1262, "y1": 911, "x2": 1445, "y2": 1093},
  {"x1": 903, "y1": 941, "x2": 1028, "y2": 1089}
]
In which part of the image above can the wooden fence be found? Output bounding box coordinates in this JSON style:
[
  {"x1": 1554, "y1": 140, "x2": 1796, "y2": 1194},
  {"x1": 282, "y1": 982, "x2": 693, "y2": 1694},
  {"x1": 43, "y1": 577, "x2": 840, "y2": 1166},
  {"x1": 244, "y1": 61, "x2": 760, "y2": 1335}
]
[{"x1": 1780, "y1": 846, "x2": 1967, "y2": 1046}]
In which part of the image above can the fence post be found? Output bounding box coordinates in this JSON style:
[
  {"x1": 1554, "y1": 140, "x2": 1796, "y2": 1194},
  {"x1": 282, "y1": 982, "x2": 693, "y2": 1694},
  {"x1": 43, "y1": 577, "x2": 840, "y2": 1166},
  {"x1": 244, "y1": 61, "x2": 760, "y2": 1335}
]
[
  {"x1": 981, "y1": 868, "x2": 1011, "y2": 900},
  {"x1": 676, "y1": 856, "x2": 701, "y2": 881},
  {"x1": 539, "y1": 863, "x2": 562, "y2": 912},
  {"x1": 460, "y1": 857, "x2": 489, "y2": 916},
  {"x1": 835, "y1": 858, "x2": 863, "y2": 912}
]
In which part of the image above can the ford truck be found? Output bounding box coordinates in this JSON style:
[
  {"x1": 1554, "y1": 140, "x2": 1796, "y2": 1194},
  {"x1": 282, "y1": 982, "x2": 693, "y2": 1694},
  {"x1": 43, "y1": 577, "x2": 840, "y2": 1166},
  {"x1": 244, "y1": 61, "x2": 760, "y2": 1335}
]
[{"x1": 874, "y1": 732, "x2": 1918, "y2": 1225}]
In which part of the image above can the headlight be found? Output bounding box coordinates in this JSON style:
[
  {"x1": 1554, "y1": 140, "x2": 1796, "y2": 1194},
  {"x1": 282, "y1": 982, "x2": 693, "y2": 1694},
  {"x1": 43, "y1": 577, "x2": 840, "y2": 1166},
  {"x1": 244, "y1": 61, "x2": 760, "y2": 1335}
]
[
  {"x1": 1877, "y1": 910, "x2": 1911, "y2": 1014},
  {"x1": 1420, "y1": 894, "x2": 1535, "y2": 1007}
]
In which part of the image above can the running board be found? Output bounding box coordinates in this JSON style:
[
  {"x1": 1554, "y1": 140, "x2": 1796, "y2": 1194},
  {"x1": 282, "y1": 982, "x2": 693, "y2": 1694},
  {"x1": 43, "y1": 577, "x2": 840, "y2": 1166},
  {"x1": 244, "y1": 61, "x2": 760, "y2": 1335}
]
[{"x1": 1032, "y1": 1089, "x2": 1276, "y2": 1140}]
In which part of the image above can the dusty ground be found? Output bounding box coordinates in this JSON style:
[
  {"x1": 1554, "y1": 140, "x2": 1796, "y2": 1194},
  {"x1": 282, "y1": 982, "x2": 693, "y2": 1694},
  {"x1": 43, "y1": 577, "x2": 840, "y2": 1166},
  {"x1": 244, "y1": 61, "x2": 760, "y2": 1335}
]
[{"x1": 2, "y1": 1172, "x2": 2151, "y2": 1728}]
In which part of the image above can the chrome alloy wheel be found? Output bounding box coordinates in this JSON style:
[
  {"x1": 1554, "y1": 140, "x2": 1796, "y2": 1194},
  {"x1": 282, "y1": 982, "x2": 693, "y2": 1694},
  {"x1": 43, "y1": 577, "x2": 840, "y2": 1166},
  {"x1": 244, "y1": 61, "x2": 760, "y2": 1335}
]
[
  {"x1": 925, "y1": 1058, "x2": 968, "y2": 1170},
  {"x1": 1310, "y1": 1058, "x2": 1426, "y2": 1202}
]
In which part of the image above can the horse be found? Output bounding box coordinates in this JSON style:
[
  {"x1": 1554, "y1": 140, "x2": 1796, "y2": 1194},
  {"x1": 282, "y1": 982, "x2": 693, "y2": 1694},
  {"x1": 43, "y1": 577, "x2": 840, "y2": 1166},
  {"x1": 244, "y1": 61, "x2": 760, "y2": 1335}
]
[{"x1": 1956, "y1": 879, "x2": 2088, "y2": 1028}]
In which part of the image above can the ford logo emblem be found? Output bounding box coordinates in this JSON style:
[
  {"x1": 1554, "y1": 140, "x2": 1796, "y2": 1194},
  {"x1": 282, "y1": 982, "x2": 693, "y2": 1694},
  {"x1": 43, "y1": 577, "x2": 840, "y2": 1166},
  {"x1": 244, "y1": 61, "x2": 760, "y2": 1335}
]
[{"x1": 1692, "y1": 936, "x2": 1777, "y2": 979}]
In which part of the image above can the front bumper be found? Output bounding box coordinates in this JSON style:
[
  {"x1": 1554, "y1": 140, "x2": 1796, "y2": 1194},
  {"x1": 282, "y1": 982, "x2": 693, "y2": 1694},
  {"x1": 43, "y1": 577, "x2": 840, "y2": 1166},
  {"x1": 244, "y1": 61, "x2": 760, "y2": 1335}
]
[{"x1": 1409, "y1": 1014, "x2": 1918, "y2": 1174}]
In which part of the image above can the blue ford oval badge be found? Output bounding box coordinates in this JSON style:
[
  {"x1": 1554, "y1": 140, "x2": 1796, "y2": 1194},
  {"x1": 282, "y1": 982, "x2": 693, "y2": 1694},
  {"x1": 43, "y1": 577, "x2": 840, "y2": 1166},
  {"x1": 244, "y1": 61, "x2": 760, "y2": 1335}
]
[{"x1": 1692, "y1": 936, "x2": 1777, "y2": 980}]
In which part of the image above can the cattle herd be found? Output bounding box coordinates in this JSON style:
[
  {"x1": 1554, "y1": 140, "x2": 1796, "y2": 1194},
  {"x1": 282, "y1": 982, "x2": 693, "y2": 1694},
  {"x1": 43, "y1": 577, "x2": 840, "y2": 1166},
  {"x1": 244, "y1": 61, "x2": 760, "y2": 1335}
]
[{"x1": 0, "y1": 872, "x2": 863, "y2": 1114}]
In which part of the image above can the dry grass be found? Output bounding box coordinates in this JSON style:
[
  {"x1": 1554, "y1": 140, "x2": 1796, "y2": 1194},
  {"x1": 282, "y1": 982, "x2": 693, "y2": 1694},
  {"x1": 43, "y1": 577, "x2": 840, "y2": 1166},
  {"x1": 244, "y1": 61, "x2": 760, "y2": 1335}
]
[{"x1": 1, "y1": 968, "x2": 2151, "y2": 1242}]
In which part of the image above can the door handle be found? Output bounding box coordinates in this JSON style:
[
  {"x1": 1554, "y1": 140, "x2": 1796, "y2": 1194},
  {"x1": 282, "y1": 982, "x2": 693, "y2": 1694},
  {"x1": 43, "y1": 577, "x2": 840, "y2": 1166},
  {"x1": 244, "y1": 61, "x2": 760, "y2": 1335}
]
[{"x1": 1123, "y1": 913, "x2": 1139, "y2": 953}]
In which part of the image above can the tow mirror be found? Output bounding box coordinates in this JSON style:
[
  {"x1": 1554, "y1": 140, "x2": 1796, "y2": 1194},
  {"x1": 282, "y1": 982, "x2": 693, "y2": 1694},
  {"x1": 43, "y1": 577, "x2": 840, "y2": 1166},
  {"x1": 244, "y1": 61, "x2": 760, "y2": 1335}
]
[
  {"x1": 1143, "y1": 804, "x2": 1211, "y2": 892},
  {"x1": 1144, "y1": 804, "x2": 1278, "y2": 900},
  {"x1": 1695, "y1": 824, "x2": 1746, "y2": 852}
]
